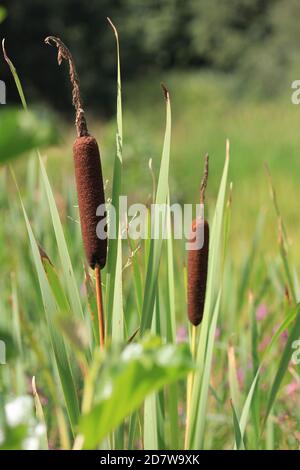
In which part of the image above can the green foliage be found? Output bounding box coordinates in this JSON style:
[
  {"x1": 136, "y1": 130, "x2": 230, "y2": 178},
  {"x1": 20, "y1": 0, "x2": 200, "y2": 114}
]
[
  {"x1": 2, "y1": 0, "x2": 300, "y2": 113},
  {"x1": 0, "y1": 108, "x2": 58, "y2": 164},
  {"x1": 80, "y1": 338, "x2": 193, "y2": 448},
  {"x1": 0, "y1": 6, "x2": 6, "y2": 24}
]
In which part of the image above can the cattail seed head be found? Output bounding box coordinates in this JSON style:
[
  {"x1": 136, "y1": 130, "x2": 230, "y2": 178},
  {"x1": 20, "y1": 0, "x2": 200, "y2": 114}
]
[
  {"x1": 187, "y1": 219, "x2": 209, "y2": 326},
  {"x1": 73, "y1": 135, "x2": 107, "y2": 269},
  {"x1": 187, "y1": 154, "x2": 209, "y2": 326},
  {"x1": 45, "y1": 36, "x2": 107, "y2": 270}
]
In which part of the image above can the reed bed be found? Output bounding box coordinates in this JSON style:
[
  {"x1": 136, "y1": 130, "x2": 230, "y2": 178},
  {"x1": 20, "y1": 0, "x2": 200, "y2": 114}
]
[{"x1": 0, "y1": 21, "x2": 299, "y2": 451}]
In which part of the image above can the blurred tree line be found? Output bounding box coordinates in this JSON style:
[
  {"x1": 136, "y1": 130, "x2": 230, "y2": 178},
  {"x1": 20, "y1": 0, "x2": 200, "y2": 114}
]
[{"x1": 1, "y1": 0, "x2": 300, "y2": 116}]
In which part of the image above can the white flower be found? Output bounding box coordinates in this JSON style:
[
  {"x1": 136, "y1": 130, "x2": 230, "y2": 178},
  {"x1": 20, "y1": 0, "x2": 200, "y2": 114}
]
[
  {"x1": 23, "y1": 436, "x2": 39, "y2": 450},
  {"x1": 5, "y1": 396, "x2": 33, "y2": 427},
  {"x1": 121, "y1": 344, "x2": 142, "y2": 362}
]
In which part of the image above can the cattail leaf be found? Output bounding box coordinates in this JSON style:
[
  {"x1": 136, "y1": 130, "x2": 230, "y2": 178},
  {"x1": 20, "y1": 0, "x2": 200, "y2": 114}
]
[
  {"x1": 191, "y1": 290, "x2": 221, "y2": 449},
  {"x1": 79, "y1": 339, "x2": 193, "y2": 449},
  {"x1": 164, "y1": 194, "x2": 179, "y2": 449},
  {"x1": 39, "y1": 155, "x2": 85, "y2": 324},
  {"x1": 264, "y1": 305, "x2": 300, "y2": 425},
  {"x1": 106, "y1": 19, "x2": 123, "y2": 340},
  {"x1": 39, "y1": 248, "x2": 70, "y2": 315},
  {"x1": 10, "y1": 275, "x2": 25, "y2": 394},
  {"x1": 144, "y1": 393, "x2": 158, "y2": 450},
  {"x1": 231, "y1": 400, "x2": 245, "y2": 450},
  {"x1": 144, "y1": 295, "x2": 161, "y2": 450},
  {"x1": 0, "y1": 108, "x2": 58, "y2": 165},
  {"x1": 127, "y1": 412, "x2": 139, "y2": 449},
  {"x1": 237, "y1": 213, "x2": 264, "y2": 310},
  {"x1": 13, "y1": 172, "x2": 80, "y2": 435},
  {"x1": 128, "y1": 238, "x2": 143, "y2": 319},
  {"x1": 140, "y1": 89, "x2": 171, "y2": 334},
  {"x1": 32, "y1": 377, "x2": 48, "y2": 450},
  {"x1": 112, "y1": 232, "x2": 124, "y2": 342},
  {"x1": 84, "y1": 267, "x2": 100, "y2": 346},
  {"x1": 235, "y1": 369, "x2": 260, "y2": 449},
  {"x1": 2, "y1": 39, "x2": 27, "y2": 110},
  {"x1": 235, "y1": 305, "x2": 299, "y2": 446}
]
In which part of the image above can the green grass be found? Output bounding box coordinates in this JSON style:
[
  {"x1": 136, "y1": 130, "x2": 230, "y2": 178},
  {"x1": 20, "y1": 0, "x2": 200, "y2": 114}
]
[{"x1": 1, "y1": 54, "x2": 300, "y2": 450}]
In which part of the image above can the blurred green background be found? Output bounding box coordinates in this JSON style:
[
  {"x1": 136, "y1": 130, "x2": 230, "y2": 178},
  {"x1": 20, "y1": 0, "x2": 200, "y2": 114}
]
[{"x1": 1, "y1": 0, "x2": 300, "y2": 263}]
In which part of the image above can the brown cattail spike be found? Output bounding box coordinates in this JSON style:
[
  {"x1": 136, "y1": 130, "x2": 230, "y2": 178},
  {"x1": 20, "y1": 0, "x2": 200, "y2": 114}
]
[
  {"x1": 73, "y1": 135, "x2": 107, "y2": 269},
  {"x1": 45, "y1": 36, "x2": 107, "y2": 270},
  {"x1": 46, "y1": 36, "x2": 107, "y2": 347},
  {"x1": 187, "y1": 154, "x2": 210, "y2": 326}
]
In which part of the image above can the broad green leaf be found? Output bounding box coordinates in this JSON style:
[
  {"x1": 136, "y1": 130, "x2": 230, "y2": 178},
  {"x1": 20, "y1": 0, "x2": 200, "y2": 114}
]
[{"x1": 80, "y1": 339, "x2": 193, "y2": 449}]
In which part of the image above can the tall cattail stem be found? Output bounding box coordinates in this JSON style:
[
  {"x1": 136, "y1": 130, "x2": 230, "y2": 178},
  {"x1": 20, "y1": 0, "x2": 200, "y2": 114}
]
[
  {"x1": 95, "y1": 264, "x2": 105, "y2": 349},
  {"x1": 184, "y1": 325, "x2": 197, "y2": 449}
]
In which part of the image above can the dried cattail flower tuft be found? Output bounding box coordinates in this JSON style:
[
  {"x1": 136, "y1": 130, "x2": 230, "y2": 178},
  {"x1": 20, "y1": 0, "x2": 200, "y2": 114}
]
[{"x1": 187, "y1": 154, "x2": 209, "y2": 326}]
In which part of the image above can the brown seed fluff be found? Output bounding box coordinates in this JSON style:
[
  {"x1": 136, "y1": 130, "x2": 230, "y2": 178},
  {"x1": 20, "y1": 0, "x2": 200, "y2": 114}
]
[
  {"x1": 187, "y1": 219, "x2": 209, "y2": 326},
  {"x1": 73, "y1": 135, "x2": 107, "y2": 269}
]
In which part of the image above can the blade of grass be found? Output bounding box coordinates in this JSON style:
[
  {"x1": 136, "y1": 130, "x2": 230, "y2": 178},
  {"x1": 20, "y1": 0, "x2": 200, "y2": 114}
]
[
  {"x1": 39, "y1": 155, "x2": 85, "y2": 322},
  {"x1": 191, "y1": 290, "x2": 221, "y2": 449},
  {"x1": 2, "y1": 39, "x2": 28, "y2": 110},
  {"x1": 12, "y1": 172, "x2": 80, "y2": 435},
  {"x1": 140, "y1": 86, "x2": 171, "y2": 335},
  {"x1": 235, "y1": 304, "x2": 300, "y2": 446},
  {"x1": 165, "y1": 193, "x2": 179, "y2": 449},
  {"x1": 237, "y1": 213, "x2": 264, "y2": 310},
  {"x1": 106, "y1": 18, "x2": 123, "y2": 340},
  {"x1": 231, "y1": 400, "x2": 245, "y2": 450},
  {"x1": 144, "y1": 295, "x2": 161, "y2": 450},
  {"x1": 10, "y1": 273, "x2": 25, "y2": 394},
  {"x1": 32, "y1": 376, "x2": 48, "y2": 450},
  {"x1": 263, "y1": 305, "x2": 300, "y2": 426}
]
